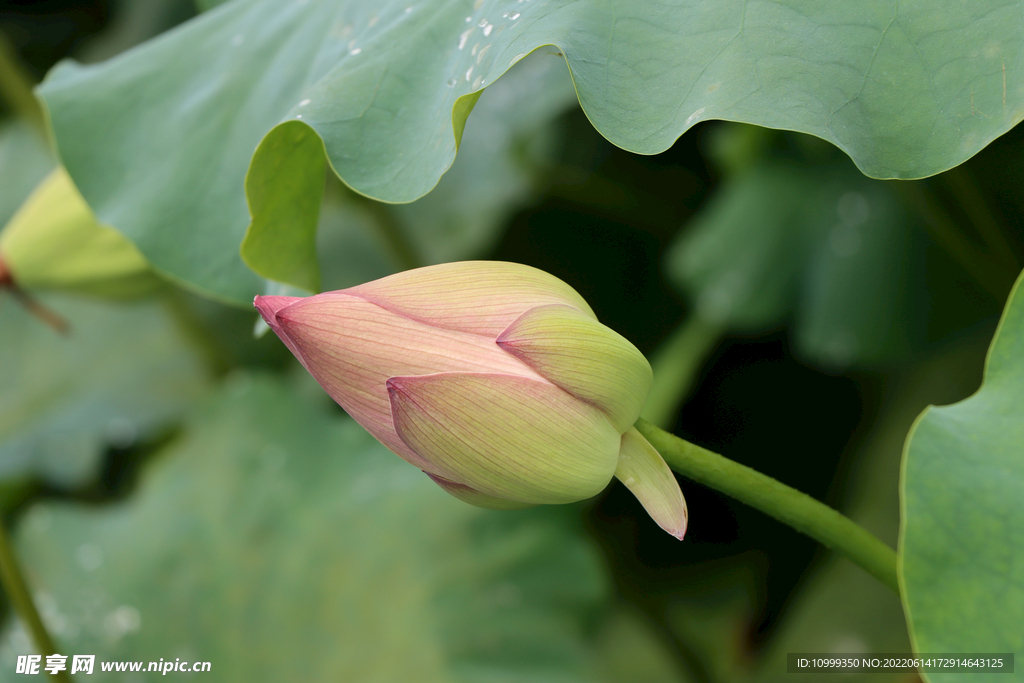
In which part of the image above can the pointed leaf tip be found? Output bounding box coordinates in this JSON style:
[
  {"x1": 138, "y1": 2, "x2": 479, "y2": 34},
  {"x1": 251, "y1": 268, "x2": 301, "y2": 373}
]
[{"x1": 616, "y1": 428, "x2": 688, "y2": 540}]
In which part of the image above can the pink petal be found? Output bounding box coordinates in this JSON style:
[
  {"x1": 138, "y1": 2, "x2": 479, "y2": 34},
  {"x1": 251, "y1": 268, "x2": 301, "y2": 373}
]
[
  {"x1": 347, "y1": 261, "x2": 596, "y2": 337},
  {"x1": 254, "y1": 295, "x2": 309, "y2": 368},
  {"x1": 273, "y1": 293, "x2": 542, "y2": 470},
  {"x1": 254, "y1": 295, "x2": 303, "y2": 328}
]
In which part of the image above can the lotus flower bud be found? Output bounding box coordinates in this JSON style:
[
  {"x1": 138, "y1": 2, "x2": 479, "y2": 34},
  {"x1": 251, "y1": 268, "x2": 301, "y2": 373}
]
[{"x1": 255, "y1": 261, "x2": 687, "y2": 539}]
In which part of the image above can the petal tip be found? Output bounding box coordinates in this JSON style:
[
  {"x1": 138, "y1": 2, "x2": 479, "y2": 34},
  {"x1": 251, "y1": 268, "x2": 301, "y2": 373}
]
[
  {"x1": 253, "y1": 295, "x2": 300, "y2": 326},
  {"x1": 617, "y1": 427, "x2": 689, "y2": 541},
  {"x1": 647, "y1": 493, "x2": 688, "y2": 541},
  {"x1": 384, "y1": 376, "x2": 407, "y2": 398},
  {"x1": 664, "y1": 509, "x2": 688, "y2": 541}
]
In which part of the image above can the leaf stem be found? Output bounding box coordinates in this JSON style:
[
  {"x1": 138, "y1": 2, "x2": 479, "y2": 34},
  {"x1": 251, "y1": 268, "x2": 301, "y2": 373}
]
[
  {"x1": 0, "y1": 30, "x2": 46, "y2": 134},
  {"x1": 641, "y1": 314, "x2": 723, "y2": 428},
  {"x1": 0, "y1": 258, "x2": 70, "y2": 335},
  {"x1": 634, "y1": 418, "x2": 900, "y2": 595},
  {"x1": 0, "y1": 520, "x2": 72, "y2": 682}
]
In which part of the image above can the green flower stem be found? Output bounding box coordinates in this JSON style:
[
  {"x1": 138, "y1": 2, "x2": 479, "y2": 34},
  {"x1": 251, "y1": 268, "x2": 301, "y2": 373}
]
[
  {"x1": 635, "y1": 418, "x2": 900, "y2": 595},
  {"x1": 641, "y1": 314, "x2": 723, "y2": 428},
  {"x1": 0, "y1": 521, "x2": 72, "y2": 682}
]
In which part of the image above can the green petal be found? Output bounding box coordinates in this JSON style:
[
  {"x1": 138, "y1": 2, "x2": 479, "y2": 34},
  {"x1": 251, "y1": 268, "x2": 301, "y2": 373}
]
[
  {"x1": 615, "y1": 428, "x2": 688, "y2": 540},
  {"x1": 387, "y1": 372, "x2": 619, "y2": 505},
  {"x1": 497, "y1": 304, "x2": 653, "y2": 433},
  {"x1": 425, "y1": 473, "x2": 534, "y2": 511},
  {"x1": 350, "y1": 261, "x2": 596, "y2": 337}
]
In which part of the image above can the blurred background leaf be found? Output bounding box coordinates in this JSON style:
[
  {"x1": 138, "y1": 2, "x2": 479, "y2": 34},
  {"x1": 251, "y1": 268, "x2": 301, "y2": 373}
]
[
  {"x1": 643, "y1": 124, "x2": 1017, "y2": 430},
  {"x1": 747, "y1": 332, "x2": 989, "y2": 683},
  {"x1": 0, "y1": 374, "x2": 687, "y2": 683},
  {"x1": 0, "y1": 294, "x2": 210, "y2": 490},
  {"x1": 0, "y1": 0, "x2": 195, "y2": 302},
  {"x1": 665, "y1": 132, "x2": 1019, "y2": 372},
  {"x1": 597, "y1": 605, "x2": 693, "y2": 683},
  {"x1": 0, "y1": 121, "x2": 51, "y2": 228},
  {"x1": 1, "y1": 168, "x2": 159, "y2": 298},
  {"x1": 666, "y1": 158, "x2": 928, "y2": 369}
]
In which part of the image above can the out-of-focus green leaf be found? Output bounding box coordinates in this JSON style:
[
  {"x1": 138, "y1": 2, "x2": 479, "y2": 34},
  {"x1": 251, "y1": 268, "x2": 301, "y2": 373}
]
[
  {"x1": 666, "y1": 160, "x2": 925, "y2": 368},
  {"x1": 0, "y1": 122, "x2": 52, "y2": 228},
  {"x1": 0, "y1": 374, "x2": 616, "y2": 682},
  {"x1": 0, "y1": 295, "x2": 209, "y2": 487},
  {"x1": 194, "y1": 0, "x2": 228, "y2": 11},
  {"x1": 39, "y1": 0, "x2": 1024, "y2": 302},
  {"x1": 313, "y1": 184, "x2": 402, "y2": 292},
  {"x1": 598, "y1": 606, "x2": 693, "y2": 683},
  {"x1": 664, "y1": 560, "x2": 760, "y2": 683},
  {"x1": 900, "y1": 271, "x2": 1024, "y2": 679},
  {"x1": 76, "y1": 0, "x2": 198, "y2": 64},
  {"x1": 1, "y1": 168, "x2": 160, "y2": 298}
]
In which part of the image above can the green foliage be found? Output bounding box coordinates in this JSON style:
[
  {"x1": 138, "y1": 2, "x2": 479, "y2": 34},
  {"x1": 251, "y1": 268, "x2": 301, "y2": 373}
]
[
  {"x1": 0, "y1": 295, "x2": 209, "y2": 488},
  {"x1": 2, "y1": 374, "x2": 622, "y2": 682},
  {"x1": 241, "y1": 121, "x2": 326, "y2": 292},
  {"x1": 1, "y1": 169, "x2": 159, "y2": 297},
  {"x1": 242, "y1": 50, "x2": 577, "y2": 293},
  {"x1": 2, "y1": 0, "x2": 1023, "y2": 678},
  {"x1": 0, "y1": 123, "x2": 51, "y2": 228},
  {"x1": 900, "y1": 271, "x2": 1024, "y2": 679},
  {"x1": 38, "y1": 0, "x2": 1024, "y2": 302},
  {"x1": 665, "y1": 158, "x2": 926, "y2": 368},
  {"x1": 751, "y1": 338, "x2": 989, "y2": 683}
]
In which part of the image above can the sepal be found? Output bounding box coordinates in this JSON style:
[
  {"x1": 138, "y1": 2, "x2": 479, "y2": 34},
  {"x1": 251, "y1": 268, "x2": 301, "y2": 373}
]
[{"x1": 616, "y1": 427, "x2": 688, "y2": 540}]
